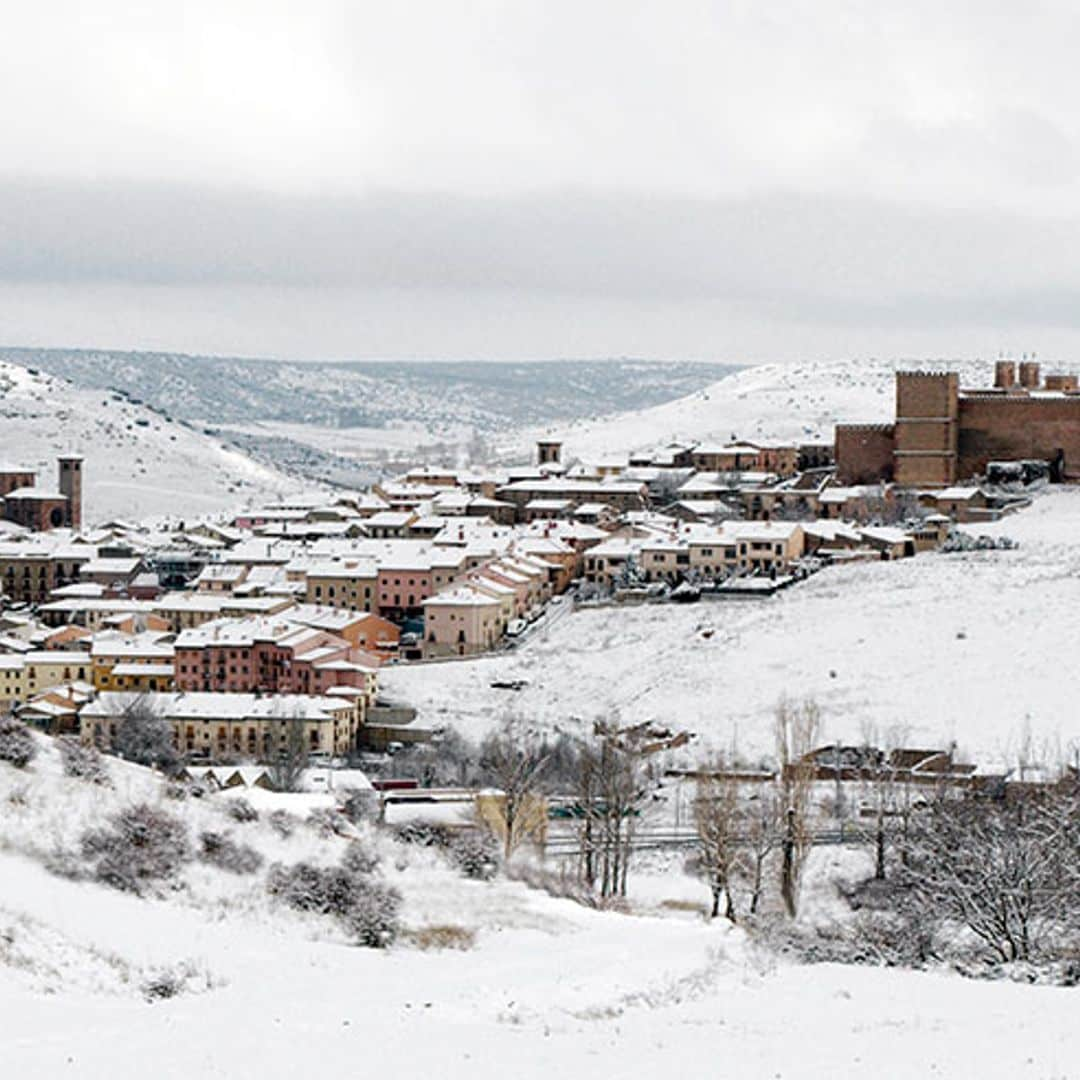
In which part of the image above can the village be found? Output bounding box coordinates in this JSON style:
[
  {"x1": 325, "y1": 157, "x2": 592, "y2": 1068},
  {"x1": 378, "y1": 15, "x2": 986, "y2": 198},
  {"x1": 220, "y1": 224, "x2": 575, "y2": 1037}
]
[{"x1": 0, "y1": 360, "x2": 1071, "y2": 802}]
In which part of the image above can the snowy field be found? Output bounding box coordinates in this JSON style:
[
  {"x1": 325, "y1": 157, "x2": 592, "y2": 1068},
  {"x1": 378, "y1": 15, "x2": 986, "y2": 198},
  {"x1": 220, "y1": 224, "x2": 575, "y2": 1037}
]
[
  {"x1": 386, "y1": 488, "x2": 1080, "y2": 768},
  {"x1": 0, "y1": 361, "x2": 303, "y2": 523},
  {"x1": 3, "y1": 739, "x2": 1080, "y2": 1080}
]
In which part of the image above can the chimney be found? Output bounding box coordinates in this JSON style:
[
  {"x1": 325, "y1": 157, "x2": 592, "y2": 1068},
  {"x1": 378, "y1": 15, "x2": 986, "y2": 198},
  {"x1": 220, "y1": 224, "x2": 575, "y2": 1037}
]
[
  {"x1": 1018, "y1": 361, "x2": 1041, "y2": 389},
  {"x1": 994, "y1": 360, "x2": 1016, "y2": 389}
]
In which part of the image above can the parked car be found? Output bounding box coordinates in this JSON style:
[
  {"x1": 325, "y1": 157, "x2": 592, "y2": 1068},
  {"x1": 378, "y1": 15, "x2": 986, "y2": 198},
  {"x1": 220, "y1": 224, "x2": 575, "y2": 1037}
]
[{"x1": 506, "y1": 618, "x2": 527, "y2": 638}]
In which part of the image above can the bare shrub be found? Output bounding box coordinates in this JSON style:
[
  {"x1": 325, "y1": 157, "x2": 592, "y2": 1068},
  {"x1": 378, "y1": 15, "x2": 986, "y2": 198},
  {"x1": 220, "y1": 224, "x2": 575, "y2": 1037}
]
[
  {"x1": 7, "y1": 784, "x2": 30, "y2": 807},
  {"x1": 338, "y1": 880, "x2": 402, "y2": 948},
  {"x1": 43, "y1": 847, "x2": 86, "y2": 881},
  {"x1": 58, "y1": 737, "x2": 110, "y2": 785},
  {"x1": 338, "y1": 788, "x2": 379, "y2": 825},
  {"x1": 341, "y1": 837, "x2": 381, "y2": 877},
  {"x1": 198, "y1": 831, "x2": 263, "y2": 875},
  {"x1": 266, "y1": 857, "x2": 401, "y2": 948},
  {"x1": 393, "y1": 822, "x2": 455, "y2": 848},
  {"x1": 267, "y1": 862, "x2": 352, "y2": 913},
  {"x1": 0, "y1": 718, "x2": 37, "y2": 770},
  {"x1": 266, "y1": 809, "x2": 297, "y2": 838},
  {"x1": 307, "y1": 807, "x2": 349, "y2": 837},
  {"x1": 404, "y1": 924, "x2": 476, "y2": 951},
  {"x1": 141, "y1": 967, "x2": 185, "y2": 1002},
  {"x1": 225, "y1": 797, "x2": 259, "y2": 824},
  {"x1": 450, "y1": 830, "x2": 500, "y2": 881},
  {"x1": 508, "y1": 862, "x2": 613, "y2": 910},
  {"x1": 80, "y1": 804, "x2": 190, "y2": 894}
]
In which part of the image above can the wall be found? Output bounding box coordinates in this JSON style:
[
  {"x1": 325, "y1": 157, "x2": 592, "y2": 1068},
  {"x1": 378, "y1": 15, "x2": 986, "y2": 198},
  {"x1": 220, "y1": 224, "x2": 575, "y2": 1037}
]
[
  {"x1": 957, "y1": 395, "x2": 1080, "y2": 479},
  {"x1": 834, "y1": 424, "x2": 895, "y2": 483}
]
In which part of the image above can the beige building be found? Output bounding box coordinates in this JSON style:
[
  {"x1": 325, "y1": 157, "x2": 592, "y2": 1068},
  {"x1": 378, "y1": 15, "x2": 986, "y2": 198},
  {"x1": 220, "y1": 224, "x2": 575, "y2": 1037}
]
[
  {"x1": 81, "y1": 692, "x2": 360, "y2": 760},
  {"x1": 422, "y1": 586, "x2": 506, "y2": 657},
  {"x1": 304, "y1": 561, "x2": 378, "y2": 612}
]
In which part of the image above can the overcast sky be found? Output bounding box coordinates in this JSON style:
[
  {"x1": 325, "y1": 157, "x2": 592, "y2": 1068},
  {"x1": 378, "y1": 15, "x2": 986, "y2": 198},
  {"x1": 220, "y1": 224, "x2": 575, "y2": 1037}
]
[{"x1": 3, "y1": 1, "x2": 1080, "y2": 362}]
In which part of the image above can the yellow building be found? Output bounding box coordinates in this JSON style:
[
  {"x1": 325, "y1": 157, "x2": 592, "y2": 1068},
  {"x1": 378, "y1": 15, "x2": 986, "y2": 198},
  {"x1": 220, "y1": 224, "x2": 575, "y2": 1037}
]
[
  {"x1": 24, "y1": 651, "x2": 91, "y2": 700},
  {"x1": 91, "y1": 633, "x2": 176, "y2": 692},
  {"x1": 80, "y1": 692, "x2": 360, "y2": 761}
]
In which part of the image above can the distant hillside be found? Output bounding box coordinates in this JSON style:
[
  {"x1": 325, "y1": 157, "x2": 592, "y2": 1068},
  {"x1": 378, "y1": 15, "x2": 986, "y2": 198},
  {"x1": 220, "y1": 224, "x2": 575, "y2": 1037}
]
[
  {"x1": 518, "y1": 356, "x2": 994, "y2": 460},
  {"x1": 2, "y1": 349, "x2": 738, "y2": 434},
  {"x1": 0, "y1": 361, "x2": 303, "y2": 524}
]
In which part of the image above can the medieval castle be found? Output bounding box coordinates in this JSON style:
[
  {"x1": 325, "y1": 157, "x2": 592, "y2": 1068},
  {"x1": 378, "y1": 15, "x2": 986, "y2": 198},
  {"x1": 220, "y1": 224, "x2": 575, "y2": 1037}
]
[{"x1": 835, "y1": 360, "x2": 1080, "y2": 488}]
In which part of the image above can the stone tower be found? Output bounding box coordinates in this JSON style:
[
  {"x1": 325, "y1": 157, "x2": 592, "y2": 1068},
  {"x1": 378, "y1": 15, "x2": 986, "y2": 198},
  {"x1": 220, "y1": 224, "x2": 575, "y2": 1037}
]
[
  {"x1": 893, "y1": 372, "x2": 959, "y2": 488},
  {"x1": 58, "y1": 456, "x2": 83, "y2": 530}
]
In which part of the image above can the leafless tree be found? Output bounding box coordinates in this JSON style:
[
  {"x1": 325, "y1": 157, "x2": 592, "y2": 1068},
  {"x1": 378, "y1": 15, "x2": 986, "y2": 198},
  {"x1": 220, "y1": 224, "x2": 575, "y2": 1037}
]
[
  {"x1": 479, "y1": 717, "x2": 550, "y2": 860},
  {"x1": 264, "y1": 708, "x2": 310, "y2": 793},
  {"x1": 897, "y1": 794, "x2": 1077, "y2": 964},
  {"x1": 112, "y1": 695, "x2": 179, "y2": 773},
  {"x1": 774, "y1": 696, "x2": 820, "y2": 918},
  {"x1": 742, "y1": 784, "x2": 782, "y2": 915},
  {"x1": 859, "y1": 722, "x2": 910, "y2": 881},
  {"x1": 575, "y1": 720, "x2": 649, "y2": 900},
  {"x1": 693, "y1": 762, "x2": 741, "y2": 921}
]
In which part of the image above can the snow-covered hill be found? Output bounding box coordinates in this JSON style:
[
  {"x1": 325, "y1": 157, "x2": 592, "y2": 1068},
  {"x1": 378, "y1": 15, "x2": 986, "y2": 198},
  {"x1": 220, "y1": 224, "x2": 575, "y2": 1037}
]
[
  {"x1": 3, "y1": 736, "x2": 1079, "y2": 1078},
  {"x1": 385, "y1": 488, "x2": 1080, "y2": 769},
  {"x1": 0, "y1": 361, "x2": 304, "y2": 524},
  {"x1": 516, "y1": 356, "x2": 994, "y2": 460}
]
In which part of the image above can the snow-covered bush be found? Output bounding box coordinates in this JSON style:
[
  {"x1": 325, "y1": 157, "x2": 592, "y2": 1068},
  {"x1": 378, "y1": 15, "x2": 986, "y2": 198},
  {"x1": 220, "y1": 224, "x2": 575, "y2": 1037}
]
[
  {"x1": 393, "y1": 821, "x2": 455, "y2": 848},
  {"x1": 307, "y1": 807, "x2": 350, "y2": 837},
  {"x1": 225, "y1": 797, "x2": 259, "y2": 824},
  {"x1": 58, "y1": 737, "x2": 110, "y2": 785},
  {"x1": 266, "y1": 809, "x2": 297, "y2": 839},
  {"x1": 80, "y1": 803, "x2": 191, "y2": 894},
  {"x1": 266, "y1": 854, "x2": 401, "y2": 948},
  {"x1": 198, "y1": 831, "x2": 263, "y2": 875},
  {"x1": 338, "y1": 879, "x2": 402, "y2": 948},
  {"x1": 449, "y1": 830, "x2": 500, "y2": 881},
  {"x1": 266, "y1": 862, "x2": 355, "y2": 914},
  {"x1": 341, "y1": 837, "x2": 381, "y2": 877},
  {"x1": 111, "y1": 701, "x2": 179, "y2": 773},
  {"x1": 338, "y1": 788, "x2": 379, "y2": 824},
  {"x1": 0, "y1": 718, "x2": 37, "y2": 770}
]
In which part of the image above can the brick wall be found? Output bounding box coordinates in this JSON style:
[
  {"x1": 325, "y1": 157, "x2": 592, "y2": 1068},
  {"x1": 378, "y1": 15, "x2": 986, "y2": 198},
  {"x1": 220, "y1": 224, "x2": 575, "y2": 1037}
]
[
  {"x1": 835, "y1": 424, "x2": 895, "y2": 483},
  {"x1": 957, "y1": 396, "x2": 1080, "y2": 478}
]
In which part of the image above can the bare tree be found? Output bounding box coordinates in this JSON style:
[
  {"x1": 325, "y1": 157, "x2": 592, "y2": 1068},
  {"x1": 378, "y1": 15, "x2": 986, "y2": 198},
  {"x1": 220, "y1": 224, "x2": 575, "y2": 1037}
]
[
  {"x1": 479, "y1": 718, "x2": 550, "y2": 860},
  {"x1": 774, "y1": 697, "x2": 820, "y2": 918},
  {"x1": 576, "y1": 720, "x2": 649, "y2": 900},
  {"x1": 693, "y1": 761, "x2": 741, "y2": 921},
  {"x1": 858, "y1": 722, "x2": 910, "y2": 881},
  {"x1": 742, "y1": 784, "x2": 782, "y2": 915},
  {"x1": 264, "y1": 708, "x2": 310, "y2": 793},
  {"x1": 112, "y1": 696, "x2": 179, "y2": 773},
  {"x1": 897, "y1": 794, "x2": 1075, "y2": 964}
]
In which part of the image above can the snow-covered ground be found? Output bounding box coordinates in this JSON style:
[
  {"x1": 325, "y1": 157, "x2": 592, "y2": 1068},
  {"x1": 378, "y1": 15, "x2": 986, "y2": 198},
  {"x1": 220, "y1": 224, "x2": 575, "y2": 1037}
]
[
  {"x1": 386, "y1": 488, "x2": 1080, "y2": 768},
  {"x1": 3, "y1": 738, "x2": 1080, "y2": 1079},
  {"x1": 0, "y1": 361, "x2": 304, "y2": 523},
  {"x1": 511, "y1": 356, "x2": 991, "y2": 461}
]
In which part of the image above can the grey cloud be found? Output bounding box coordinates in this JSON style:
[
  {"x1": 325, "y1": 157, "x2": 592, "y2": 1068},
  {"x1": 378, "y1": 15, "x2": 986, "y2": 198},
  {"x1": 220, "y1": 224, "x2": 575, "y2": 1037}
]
[{"x1": 3, "y1": 179, "x2": 1080, "y2": 324}]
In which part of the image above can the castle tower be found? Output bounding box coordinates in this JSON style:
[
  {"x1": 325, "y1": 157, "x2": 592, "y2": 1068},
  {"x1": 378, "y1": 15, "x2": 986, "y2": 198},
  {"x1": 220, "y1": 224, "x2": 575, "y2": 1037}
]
[
  {"x1": 994, "y1": 360, "x2": 1016, "y2": 389},
  {"x1": 1018, "y1": 361, "x2": 1041, "y2": 389},
  {"x1": 893, "y1": 372, "x2": 959, "y2": 488},
  {"x1": 58, "y1": 456, "x2": 83, "y2": 530}
]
